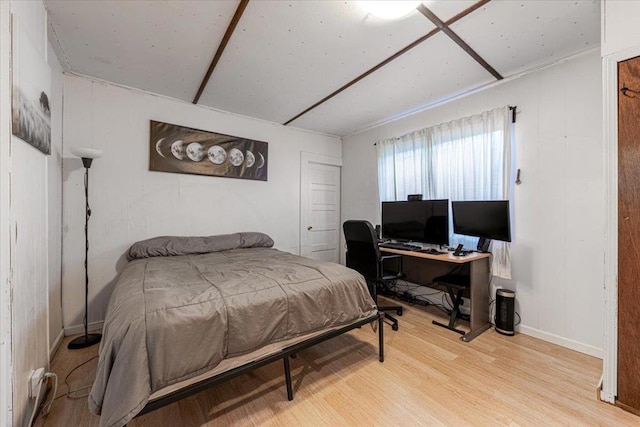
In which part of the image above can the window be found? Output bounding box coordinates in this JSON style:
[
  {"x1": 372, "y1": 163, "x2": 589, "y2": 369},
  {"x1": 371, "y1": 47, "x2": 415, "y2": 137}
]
[{"x1": 376, "y1": 106, "x2": 513, "y2": 278}]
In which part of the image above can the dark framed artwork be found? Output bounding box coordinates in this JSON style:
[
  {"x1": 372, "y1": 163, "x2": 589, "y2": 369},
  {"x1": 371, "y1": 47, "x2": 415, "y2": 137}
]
[{"x1": 149, "y1": 120, "x2": 268, "y2": 181}]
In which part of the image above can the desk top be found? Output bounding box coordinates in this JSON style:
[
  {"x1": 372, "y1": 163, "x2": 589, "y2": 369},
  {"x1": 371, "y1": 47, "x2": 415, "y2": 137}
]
[{"x1": 379, "y1": 247, "x2": 491, "y2": 264}]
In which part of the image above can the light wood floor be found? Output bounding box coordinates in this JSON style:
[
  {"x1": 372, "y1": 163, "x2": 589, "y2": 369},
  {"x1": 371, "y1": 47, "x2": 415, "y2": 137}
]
[{"x1": 37, "y1": 297, "x2": 639, "y2": 426}]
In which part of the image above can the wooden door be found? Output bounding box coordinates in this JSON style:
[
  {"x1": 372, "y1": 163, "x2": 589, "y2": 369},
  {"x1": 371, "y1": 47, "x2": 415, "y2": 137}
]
[
  {"x1": 300, "y1": 153, "x2": 341, "y2": 263},
  {"x1": 618, "y1": 55, "x2": 640, "y2": 412}
]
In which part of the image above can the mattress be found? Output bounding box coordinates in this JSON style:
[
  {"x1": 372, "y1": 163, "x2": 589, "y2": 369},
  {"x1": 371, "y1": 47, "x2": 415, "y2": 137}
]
[{"x1": 88, "y1": 233, "x2": 376, "y2": 427}]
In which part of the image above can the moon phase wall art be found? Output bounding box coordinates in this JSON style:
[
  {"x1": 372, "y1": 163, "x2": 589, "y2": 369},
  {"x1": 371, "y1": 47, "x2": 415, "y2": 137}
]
[{"x1": 149, "y1": 120, "x2": 268, "y2": 181}]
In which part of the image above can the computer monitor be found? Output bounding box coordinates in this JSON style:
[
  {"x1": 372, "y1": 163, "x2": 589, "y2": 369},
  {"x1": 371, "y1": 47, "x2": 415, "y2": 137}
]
[
  {"x1": 452, "y1": 200, "x2": 511, "y2": 252},
  {"x1": 381, "y1": 200, "x2": 449, "y2": 245}
]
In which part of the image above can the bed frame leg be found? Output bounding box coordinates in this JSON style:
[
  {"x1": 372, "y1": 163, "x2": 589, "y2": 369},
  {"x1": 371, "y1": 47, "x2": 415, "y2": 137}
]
[
  {"x1": 378, "y1": 313, "x2": 385, "y2": 362},
  {"x1": 283, "y1": 356, "x2": 294, "y2": 401}
]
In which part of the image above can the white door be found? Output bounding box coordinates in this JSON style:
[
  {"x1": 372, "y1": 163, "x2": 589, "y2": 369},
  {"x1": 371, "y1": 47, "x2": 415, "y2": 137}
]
[{"x1": 300, "y1": 153, "x2": 342, "y2": 263}]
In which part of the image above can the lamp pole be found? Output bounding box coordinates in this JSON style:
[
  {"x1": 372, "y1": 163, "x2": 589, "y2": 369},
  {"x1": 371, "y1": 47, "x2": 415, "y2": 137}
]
[{"x1": 68, "y1": 156, "x2": 102, "y2": 349}]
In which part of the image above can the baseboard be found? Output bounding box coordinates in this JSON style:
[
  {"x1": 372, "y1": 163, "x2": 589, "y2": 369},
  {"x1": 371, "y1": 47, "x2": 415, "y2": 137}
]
[
  {"x1": 600, "y1": 389, "x2": 616, "y2": 403},
  {"x1": 358, "y1": 280, "x2": 602, "y2": 358},
  {"x1": 517, "y1": 324, "x2": 603, "y2": 359},
  {"x1": 616, "y1": 401, "x2": 640, "y2": 417},
  {"x1": 49, "y1": 329, "x2": 65, "y2": 361},
  {"x1": 64, "y1": 320, "x2": 104, "y2": 337},
  {"x1": 597, "y1": 373, "x2": 604, "y2": 402}
]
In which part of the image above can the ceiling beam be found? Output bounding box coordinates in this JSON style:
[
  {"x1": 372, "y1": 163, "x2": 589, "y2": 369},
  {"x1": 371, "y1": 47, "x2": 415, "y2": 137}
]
[
  {"x1": 417, "y1": 4, "x2": 503, "y2": 81},
  {"x1": 446, "y1": 0, "x2": 491, "y2": 26},
  {"x1": 283, "y1": 27, "x2": 440, "y2": 126},
  {"x1": 283, "y1": 0, "x2": 490, "y2": 127},
  {"x1": 193, "y1": 0, "x2": 250, "y2": 104}
]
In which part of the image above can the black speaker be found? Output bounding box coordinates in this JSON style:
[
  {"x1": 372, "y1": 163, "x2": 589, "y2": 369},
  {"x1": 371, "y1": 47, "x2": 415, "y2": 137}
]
[
  {"x1": 375, "y1": 224, "x2": 381, "y2": 239},
  {"x1": 495, "y1": 289, "x2": 515, "y2": 335},
  {"x1": 407, "y1": 194, "x2": 423, "y2": 201}
]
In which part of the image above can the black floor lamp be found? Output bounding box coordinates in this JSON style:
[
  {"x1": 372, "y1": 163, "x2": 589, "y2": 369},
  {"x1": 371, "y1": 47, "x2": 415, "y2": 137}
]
[{"x1": 68, "y1": 147, "x2": 103, "y2": 350}]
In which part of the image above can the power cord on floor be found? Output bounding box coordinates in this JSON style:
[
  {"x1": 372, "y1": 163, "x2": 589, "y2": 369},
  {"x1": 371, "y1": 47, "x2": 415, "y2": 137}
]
[
  {"x1": 62, "y1": 355, "x2": 99, "y2": 399},
  {"x1": 38, "y1": 354, "x2": 100, "y2": 426},
  {"x1": 396, "y1": 279, "x2": 441, "y2": 302},
  {"x1": 440, "y1": 293, "x2": 470, "y2": 321},
  {"x1": 389, "y1": 279, "x2": 457, "y2": 316},
  {"x1": 442, "y1": 293, "x2": 452, "y2": 310},
  {"x1": 408, "y1": 292, "x2": 453, "y2": 316},
  {"x1": 65, "y1": 355, "x2": 99, "y2": 399},
  {"x1": 27, "y1": 372, "x2": 58, "y2": 427},
  {"x1": 40, "y1": 373, "x2": 58, "y2": 416},
  {"x1": 27, "y1": 377, "x2": 43, "y2": 427}
]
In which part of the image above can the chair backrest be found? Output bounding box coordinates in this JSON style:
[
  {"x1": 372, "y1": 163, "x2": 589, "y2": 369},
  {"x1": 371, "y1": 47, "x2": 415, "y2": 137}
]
[{"x1": 343, "y1": 220, "x2": 380, "y2": 280}]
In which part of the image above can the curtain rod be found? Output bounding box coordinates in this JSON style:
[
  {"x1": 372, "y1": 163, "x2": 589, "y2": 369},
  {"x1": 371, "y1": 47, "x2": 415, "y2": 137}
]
[{"x1": 373, "y1": 105, "x2": 518, "y2": 146}]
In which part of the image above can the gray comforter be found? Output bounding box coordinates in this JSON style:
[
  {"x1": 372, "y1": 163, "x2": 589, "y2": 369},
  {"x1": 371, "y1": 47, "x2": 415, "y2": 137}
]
[{"x1": 88, "y1": 233, "x2": 376, "y2": 427}]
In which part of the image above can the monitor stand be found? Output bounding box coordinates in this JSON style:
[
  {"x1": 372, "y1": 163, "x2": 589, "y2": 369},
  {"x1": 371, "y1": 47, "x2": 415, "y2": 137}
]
[{"x1": 477, "y1": 238, "x2": 492, "y2": 253}]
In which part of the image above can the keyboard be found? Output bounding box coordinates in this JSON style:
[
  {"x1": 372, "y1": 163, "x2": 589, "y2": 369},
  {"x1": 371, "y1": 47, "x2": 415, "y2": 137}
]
[{"x1": 379, "y1": 243, "x2": 421, "y2": 251}]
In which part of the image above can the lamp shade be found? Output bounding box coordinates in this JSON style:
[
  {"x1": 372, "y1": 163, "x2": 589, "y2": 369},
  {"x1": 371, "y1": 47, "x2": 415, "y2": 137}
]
[{"x1": 70, "y1": 147, "x2": 103, "y2": 159}]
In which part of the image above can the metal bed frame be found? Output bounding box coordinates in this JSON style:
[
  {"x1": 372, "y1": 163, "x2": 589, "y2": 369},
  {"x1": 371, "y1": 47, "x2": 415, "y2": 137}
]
[{"x1": 134, "y1": 311, "x2": 385, "y2": 419}]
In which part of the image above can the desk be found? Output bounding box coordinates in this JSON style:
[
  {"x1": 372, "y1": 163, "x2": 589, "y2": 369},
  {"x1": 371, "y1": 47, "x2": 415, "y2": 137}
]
[{"x1": 379, "y1": 247, "x2": 492, "y2": 342}]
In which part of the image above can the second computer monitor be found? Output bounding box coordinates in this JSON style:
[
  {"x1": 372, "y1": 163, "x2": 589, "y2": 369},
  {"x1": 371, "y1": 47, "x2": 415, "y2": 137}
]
[
  {"x1": 452, "y1": 200, "x2": 511, "y2": 251},
  {"x1": 381, "y1": 199, "x2": 449, "y2": 245}
]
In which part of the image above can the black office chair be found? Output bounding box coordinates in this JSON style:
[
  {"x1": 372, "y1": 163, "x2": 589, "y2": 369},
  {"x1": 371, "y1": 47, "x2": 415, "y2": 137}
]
[
  {"x1": 431, "y1": 272, "x2": 470, "y2": 335},
  {"x1": 343, "y1": 220, "x2": 403, "y2": 331}
]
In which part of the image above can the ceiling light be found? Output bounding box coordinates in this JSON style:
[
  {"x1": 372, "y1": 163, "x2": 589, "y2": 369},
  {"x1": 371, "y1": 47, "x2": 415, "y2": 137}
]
[{"x1": 358, "y1": 1, "x2": 421, "y2": 20}]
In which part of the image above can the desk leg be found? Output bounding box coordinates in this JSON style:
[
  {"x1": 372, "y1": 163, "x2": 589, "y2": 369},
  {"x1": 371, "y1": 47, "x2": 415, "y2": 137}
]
[
  {"x1": 462, "y1": 257, "x2": 491, "y2": 342},
  {"x1": 461, "y1": 322, "x2": 491, "y2": 342}
]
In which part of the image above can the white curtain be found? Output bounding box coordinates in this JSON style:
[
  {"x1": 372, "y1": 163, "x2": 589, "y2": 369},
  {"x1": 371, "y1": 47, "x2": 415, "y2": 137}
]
[{"x1": 377, "y1": 106, "x2": 513, "y2": 279}]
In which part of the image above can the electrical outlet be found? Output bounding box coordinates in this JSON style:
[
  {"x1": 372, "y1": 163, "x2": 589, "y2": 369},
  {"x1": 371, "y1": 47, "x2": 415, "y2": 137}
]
[{"x1": 29, "y1": 368, "x2": 45, "y2": 398}]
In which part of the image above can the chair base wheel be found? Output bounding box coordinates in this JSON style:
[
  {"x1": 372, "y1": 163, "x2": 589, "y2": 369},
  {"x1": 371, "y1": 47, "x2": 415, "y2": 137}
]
[{"x1": 382, "y1": 311, "x2": 399, "y2": 332}]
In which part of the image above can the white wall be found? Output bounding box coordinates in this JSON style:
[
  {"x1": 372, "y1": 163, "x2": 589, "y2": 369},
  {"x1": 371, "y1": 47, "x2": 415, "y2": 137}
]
[
  {"x1": 6, "y1": 1, "x2": 65, "y2": 425},
  {"x1": 342, "y1": 49, "x2": 604, "y2": 356},
  {"x1": 61, "y1": 75, "x2": 342, "y2": 331},
  {"x1": 0, "y1": 2, "x2": 13, "y2": 425},
  {"x1": 601, "y1": 0, "x2": 640, "y2": 57}
]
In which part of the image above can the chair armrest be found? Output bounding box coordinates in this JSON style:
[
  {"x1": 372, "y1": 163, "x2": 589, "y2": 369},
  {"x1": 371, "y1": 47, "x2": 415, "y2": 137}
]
[{"x1": 380, "y1": 254, "x2": 403, "y2": 276}]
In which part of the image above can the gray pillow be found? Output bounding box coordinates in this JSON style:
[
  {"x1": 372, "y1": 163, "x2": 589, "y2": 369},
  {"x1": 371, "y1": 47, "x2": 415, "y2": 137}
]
[{"x1": 127, "y1": 232, "x2": 274, "y2": 260}]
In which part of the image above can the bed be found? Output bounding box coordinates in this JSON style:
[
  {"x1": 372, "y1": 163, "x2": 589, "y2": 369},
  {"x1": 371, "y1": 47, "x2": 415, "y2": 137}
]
[{"x1": 88, "y1": 232, "x2": 383, "y2": 427}]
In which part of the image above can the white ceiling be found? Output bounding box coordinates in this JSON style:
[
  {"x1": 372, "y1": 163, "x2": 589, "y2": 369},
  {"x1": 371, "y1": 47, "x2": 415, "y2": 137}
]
[
  {"x1": 198, "y1": 1, "x2": 435, "y2": 124},
  {"x1": 45, "y1": 0, "x2": 600, "y2": 137}
]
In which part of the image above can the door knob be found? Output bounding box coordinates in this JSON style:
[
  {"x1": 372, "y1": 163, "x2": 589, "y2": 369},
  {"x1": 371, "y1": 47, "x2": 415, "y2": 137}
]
[{"x1": 307, "y1": 226, "x2": 313, "y2": 230}]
